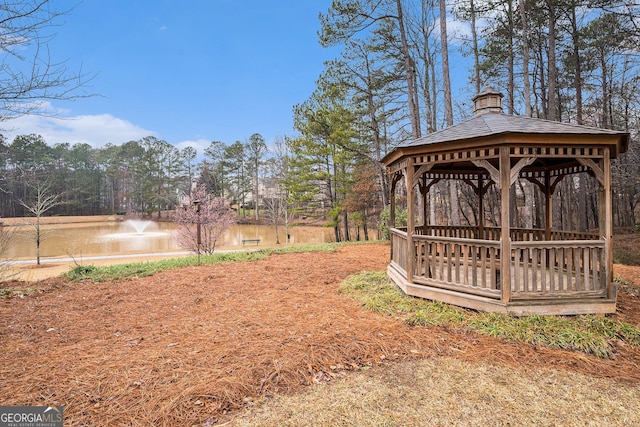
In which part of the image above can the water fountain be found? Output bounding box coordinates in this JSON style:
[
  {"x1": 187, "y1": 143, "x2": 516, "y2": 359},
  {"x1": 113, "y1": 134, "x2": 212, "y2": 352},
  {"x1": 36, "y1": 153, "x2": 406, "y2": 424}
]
[
  {"x1": 123, "y1": 219, "x2": 157, "y2": 234},
  {"x1": 100, "y1": 219, "x2": 169, "y2": 240}
]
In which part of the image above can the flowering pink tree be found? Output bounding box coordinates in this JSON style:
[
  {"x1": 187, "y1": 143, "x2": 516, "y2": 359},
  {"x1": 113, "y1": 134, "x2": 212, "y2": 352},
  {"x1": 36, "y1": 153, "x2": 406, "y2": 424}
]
[{"x1": 173, "y1": 185, "x2": 236, "y2": 254}]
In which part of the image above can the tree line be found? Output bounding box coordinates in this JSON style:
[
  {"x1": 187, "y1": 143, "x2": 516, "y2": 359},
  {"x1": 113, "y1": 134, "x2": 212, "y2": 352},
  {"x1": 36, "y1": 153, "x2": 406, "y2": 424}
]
[
  {"x1": 0, "y1": 128, "x2": 381, "y2": 243},
  {"x1": 0, "y1": 134, "x2": 258, "y2": 218}
]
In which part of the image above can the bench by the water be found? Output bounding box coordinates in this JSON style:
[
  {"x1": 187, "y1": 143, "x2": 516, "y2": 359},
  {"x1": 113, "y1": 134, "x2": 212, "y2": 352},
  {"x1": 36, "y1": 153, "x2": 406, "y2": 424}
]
[{"x1": 242, "y1": 239, "x2": 261, "y2": 246}]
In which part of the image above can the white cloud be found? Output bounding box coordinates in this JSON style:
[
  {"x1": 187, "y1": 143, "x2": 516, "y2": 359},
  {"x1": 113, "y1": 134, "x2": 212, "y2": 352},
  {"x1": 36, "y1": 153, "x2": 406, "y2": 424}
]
[
  {"x1": 447, "y1": 15, "x2": 492, "y2": 47},
  {"x1": 448, "y1": 18, "x2": 472, "y2": 45},
  {"x1": 175, "y1": 138, "x2": 210, "y2": 159},
  {"x1": 1, "y1": 113, "x2": 156, "y2": 147}
]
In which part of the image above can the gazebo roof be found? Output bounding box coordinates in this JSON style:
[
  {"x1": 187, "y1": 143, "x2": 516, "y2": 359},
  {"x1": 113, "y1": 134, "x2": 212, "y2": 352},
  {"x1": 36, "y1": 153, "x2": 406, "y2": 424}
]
[
  {"x1": 382, "y1": 89, "x2": 629, "y2": 166},
  {"x1": 400, "y1": 113, "x2": 628, "y2": 148}
]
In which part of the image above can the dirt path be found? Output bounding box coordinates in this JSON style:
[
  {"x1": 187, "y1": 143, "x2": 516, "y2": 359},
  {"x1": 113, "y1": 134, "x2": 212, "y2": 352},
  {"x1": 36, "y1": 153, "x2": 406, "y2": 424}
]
[{"x1": 1, "y1": 243, "x2": 639, "y2": 426}]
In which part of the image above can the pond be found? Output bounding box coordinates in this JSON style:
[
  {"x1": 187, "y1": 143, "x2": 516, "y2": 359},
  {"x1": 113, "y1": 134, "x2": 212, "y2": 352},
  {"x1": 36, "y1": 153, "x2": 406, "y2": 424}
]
[{"x1": 6, "y1": 219, "x2": 333, "y2": 261}]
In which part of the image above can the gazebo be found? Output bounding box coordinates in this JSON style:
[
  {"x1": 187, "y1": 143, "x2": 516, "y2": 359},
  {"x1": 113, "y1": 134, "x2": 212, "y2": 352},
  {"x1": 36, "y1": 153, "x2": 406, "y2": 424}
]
[{"x1": 382, "y1": 88, "x2": 629, "y2": 315}]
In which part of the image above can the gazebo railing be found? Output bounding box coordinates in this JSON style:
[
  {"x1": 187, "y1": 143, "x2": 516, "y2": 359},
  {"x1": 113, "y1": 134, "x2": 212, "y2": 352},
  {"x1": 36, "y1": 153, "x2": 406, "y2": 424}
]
[
  {"x1": 390, "y1": 227, "x2": 607, "y2": 301},
  {"x1": 414, "y1": 225, "x2": 500, "y2": 240},
  {"x1": 510, "y1": 240, "x2": 607, "y2": 299},
  {"x1": 413, "y1": 225, "x2": 599, "y2": 241},
  {"x1": 390, "y1": 228, "x2": 408, "y2": 274},
  {"x1": 413, "y1": 234, "x2": 501, "y2": 299}
]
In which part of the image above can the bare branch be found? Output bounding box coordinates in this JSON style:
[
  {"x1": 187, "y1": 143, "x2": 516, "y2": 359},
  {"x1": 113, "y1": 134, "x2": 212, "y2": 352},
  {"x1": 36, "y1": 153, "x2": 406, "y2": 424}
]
[{"x1": 0, "y1": 0, "x2": 95, "y2": 121}]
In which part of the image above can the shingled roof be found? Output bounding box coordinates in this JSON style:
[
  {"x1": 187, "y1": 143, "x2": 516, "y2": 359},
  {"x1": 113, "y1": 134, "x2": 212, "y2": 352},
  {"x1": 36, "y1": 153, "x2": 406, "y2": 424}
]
[
  {"x1": 383, "y1": 88, "x2": 629, "y2": 164},
  {"x1": 399, "y1": 112, "x2": 627, "y2": 148}
]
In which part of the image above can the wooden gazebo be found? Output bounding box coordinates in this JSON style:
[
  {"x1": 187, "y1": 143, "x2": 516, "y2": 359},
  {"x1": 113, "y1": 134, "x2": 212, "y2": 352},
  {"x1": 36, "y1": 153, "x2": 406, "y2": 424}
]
[{"x1": 382, "y1": 88, "x2": 629, "y2": 315}]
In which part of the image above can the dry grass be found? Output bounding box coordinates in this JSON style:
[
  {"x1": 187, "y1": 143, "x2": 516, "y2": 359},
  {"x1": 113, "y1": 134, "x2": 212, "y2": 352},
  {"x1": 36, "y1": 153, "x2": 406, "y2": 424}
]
[{"x1": 231, "y1": 357, "x2": 640, "y2": 427}]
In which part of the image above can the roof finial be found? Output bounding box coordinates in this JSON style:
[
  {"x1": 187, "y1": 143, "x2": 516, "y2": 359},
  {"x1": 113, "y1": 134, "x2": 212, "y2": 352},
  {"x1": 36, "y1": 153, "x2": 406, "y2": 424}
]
[{"x1": 472, "y1": 87, "x2": 504, "y2": 116}]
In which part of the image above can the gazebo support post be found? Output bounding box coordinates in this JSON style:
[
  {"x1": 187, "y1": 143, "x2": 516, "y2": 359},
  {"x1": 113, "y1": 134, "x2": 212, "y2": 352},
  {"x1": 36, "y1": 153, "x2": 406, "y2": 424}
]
[
  {"x1": 500, "y1": 147, "x2": 512, "y2": 302},
  {"x1": 389, "y1": 179, "x2": 396, "y2": 259},
  {"x1": 389, "y1": 171, "x2": 403, "y2": 259},
  {"x1": 601, "y1": 148, "x2": 615, "y2": 300},
  {"x1": 478, "y1": 175, "x2": 485, "y2": 239},
  {"x1": 544, "y1": 171, "x2": 553, "y2": 241},
  {"x1": 421, "y1": 177, "x2": 428, "y2": 233},
  {"x1": 406, "y1": 158, "x2": 415, "y2": 284},
  {"x1": 389, "y1": 185, "x2": 396, "y2": 229}
]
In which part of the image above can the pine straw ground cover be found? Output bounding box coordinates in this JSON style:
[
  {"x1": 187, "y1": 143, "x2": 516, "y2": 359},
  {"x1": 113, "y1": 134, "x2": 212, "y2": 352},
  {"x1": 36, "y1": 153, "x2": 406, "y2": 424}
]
[{"x1": 1, "y1": 243, "x2": 640, "y2": 426}]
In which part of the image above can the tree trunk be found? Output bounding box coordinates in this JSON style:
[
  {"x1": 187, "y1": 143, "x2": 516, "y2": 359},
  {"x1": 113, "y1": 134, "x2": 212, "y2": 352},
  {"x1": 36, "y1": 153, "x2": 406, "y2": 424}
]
[
  {"x1": 36, "y1": 221, "x2": 41, "y2": 265},
  {"x1": 523, "y1": 181, "x2": 535, "y2": 229},
  {"x1": 546, "y1": 0, "x2": 558, "y2": 121},
  {"x1": 449, "y1": 181, "x2": 461, "y2": 226},
  {"x1": 509, "y1": 185, "x2": 518, "y2": 227},
  {"x1": 254, "y1": 160, "x2": 260, "y2": 221},
  {"x1": 600, "y1": 50, "x2": 610, "y2": 129},
  {"x1": 470, "y1": 0, "x2": 481, "y2": 94},
  {"x1": 507, "y1": 0, "x2": 515, "y2": 114},
  {"x1": 343, "y1": 209, "x2": 350, "y2": 241},
  {"x1": 440, "y1": 0, "x2": 453, "y2": 127},
  {"x1": 570, "y1": 3, "x2": 583, "y2": 124},
  {"x1": 430, "y1": 190, "x2": 436, "y2": 226},
  {"x1": 419, "y1": 1, "x2": 435, "y2": 133},
  {"x1": 363, "y1": 215, "x2": 369, "y2": 240},
  {"x1": 578, "y1": 175, "x2": 588, "y2": 232},
  {"x1": 519, "y1": 0, "x2": 532, "y2": 116},
  {"x1": 396, "y1": 0, "x2": 421, "y2": 138}
]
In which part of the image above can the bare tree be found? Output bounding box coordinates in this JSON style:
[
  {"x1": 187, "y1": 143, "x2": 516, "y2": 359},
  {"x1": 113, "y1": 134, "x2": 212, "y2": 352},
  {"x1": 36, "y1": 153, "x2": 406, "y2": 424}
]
[
  {"x1": 0, "y1": 0, "x2": 93, "y2": 121},
  {"x1": 247, "y1": 133, "x2": 267, "y2": 221},
  {"x1": 262, "y1": 194, "x2": 287, "y2": 244},
  {"x1": 18, "y1": 177, "x2": 64, "y2": 265},
  {"x1": 263, "y1": 140, "x2": 290, "y2": 245}
]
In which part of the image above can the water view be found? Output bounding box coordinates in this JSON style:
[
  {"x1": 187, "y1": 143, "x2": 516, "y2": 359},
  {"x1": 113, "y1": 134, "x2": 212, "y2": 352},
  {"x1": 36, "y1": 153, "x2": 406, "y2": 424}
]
[{"x1": 6, "y1": 219, "x2": 333, "y2": 261}]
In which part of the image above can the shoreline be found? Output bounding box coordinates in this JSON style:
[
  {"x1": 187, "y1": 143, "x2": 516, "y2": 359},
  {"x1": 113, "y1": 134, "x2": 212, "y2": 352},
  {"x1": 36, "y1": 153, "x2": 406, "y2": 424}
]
[
  {"x1": 1, "y1": 214, "x2": 123, "y2": 227},
  {"x1": 1, "y1": 214, "x2": 330, "y2": 227}
]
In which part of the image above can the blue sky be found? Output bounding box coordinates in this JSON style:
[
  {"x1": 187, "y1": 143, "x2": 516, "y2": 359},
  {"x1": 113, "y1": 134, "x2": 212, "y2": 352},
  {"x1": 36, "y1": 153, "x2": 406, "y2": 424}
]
[{"x1": 3, "y1": 0, "x2": 338, "y2": 154}]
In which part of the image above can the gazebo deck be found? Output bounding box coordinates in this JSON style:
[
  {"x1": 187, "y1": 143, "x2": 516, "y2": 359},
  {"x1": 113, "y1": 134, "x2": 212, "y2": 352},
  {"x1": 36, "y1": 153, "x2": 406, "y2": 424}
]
[{"x1": 389, "y1": 226, "x2": 613, "y2": 315}]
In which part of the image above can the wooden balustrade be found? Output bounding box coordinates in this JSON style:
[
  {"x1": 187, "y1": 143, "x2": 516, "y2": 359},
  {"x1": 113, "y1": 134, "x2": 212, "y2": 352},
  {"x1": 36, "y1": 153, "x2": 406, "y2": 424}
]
[
  {"x1": 415, "y1": 225, "x2": 497, "y2": 239},
  {"x1": 390, "y1": 228, "x2": 408, "y2": 274},
  {"x1": 412, "y1": 234, "x2": 501, "y2": 299},
  {"x1": 414, "y1": 225, "x2": 598, "y2": 241},
  {"x1": 549, "y1": 230, "x2": 600, "y2": 240},
  {"x1": 390, "y1": 227, "x2": 606, "y2": 302},
  {"x1": 510, "y1": 240, "x2": 606, "y2": 298}
]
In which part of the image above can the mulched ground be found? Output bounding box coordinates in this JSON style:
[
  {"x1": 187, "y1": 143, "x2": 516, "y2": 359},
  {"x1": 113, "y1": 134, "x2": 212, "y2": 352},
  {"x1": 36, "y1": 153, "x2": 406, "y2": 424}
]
[{"x1": 1, "y1": 243, "x2": 640, "y2": 426}]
